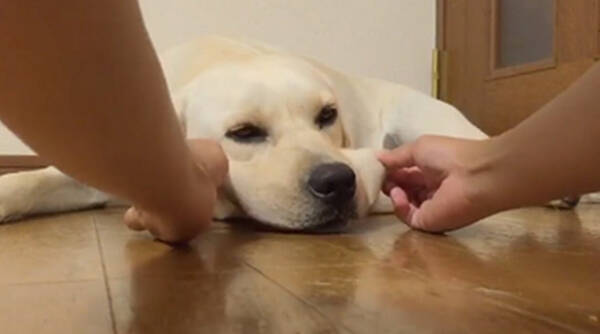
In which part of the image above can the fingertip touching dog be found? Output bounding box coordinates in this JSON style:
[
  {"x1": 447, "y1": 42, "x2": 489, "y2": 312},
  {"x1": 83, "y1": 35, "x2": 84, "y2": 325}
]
[{"x1": 0, "y1": 36, "x2": 492, "y2": 231}]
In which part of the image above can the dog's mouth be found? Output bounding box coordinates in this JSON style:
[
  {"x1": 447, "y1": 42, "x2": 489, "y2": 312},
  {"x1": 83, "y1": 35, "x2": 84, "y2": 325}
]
[
  {"x1": 303, "y1": 219, "x2": 350, "y2": 234},
  {"x1": 222, "y1": 209, "x2": 356, "y2": 234},
  {"x1": 222, "y1": 160, "x2": 362, "y2": 233}
]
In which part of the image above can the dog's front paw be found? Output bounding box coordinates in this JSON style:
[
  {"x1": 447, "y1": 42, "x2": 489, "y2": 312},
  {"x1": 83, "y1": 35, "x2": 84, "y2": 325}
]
[
  {"x1": 546, "y1": 196, "x2": 581, "y2": 210},
  {"x1": 0, "y1": 202, "x2": 25, "y2": 223},
  {"x1": 0, "y1": 173, "x2": 30, "y2": 223},
  {"x1": 0, "y1": 205, "x2": 20, "y2": 223}
]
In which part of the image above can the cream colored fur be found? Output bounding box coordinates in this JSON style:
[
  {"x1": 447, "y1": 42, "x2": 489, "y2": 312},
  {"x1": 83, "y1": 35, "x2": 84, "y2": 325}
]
[{"x1": 0, "y1": 36, "x2": 486, "y2": 230}]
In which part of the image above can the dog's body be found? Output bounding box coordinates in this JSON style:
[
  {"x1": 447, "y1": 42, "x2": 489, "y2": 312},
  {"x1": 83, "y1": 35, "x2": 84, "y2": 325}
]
[{"x1": 0, "y1": 36, "x2": 487, "y2": 231}]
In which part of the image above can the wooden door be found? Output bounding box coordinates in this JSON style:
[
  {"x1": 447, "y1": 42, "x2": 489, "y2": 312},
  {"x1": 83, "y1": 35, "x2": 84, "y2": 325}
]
[{"x1": 438, "y1": 0, "x2": 600, "y2": 135}]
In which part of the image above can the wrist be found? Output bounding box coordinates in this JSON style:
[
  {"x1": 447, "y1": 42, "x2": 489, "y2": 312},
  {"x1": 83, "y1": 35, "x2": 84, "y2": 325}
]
[
  {"x1": 177, "y1": 162, "x2": 218, "y2": 227},
  {"x1": 462, "y1": 137, "x2": 518, "y2": 216}
]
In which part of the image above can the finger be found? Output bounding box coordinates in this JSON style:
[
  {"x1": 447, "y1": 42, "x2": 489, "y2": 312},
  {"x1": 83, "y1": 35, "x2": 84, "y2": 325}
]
[
  {"x1": 409, "y1": 200, "x2": 442, "y2": 232},
  {"x1": 382, "y1": 167, "x2": 427, "y2": 199},
  {"x1": 386, "y1": 167, "x2": 427, "y2": 187},
  {"x1": 390, "y1": 187, "x2": 421, "y2": 227},
  {"x1": 377, "y1": 143, "x2": 416, "y2": 169},
  {"x1": 409, "y1": 195, "x2": 457, "y2": 233},
  {"x1": 123, "y1": 207, "x2": 146, "y2": 231},
  {"x1": 382, "y1": 178, "x2": 424, "y2": 199},
  {"x1": 390, "y1": 187, "x2": 409, "y2": 218}
]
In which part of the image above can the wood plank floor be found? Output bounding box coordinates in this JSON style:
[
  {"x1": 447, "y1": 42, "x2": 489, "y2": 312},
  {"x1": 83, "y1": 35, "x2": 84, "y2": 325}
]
[{"x1": 0, "y1": 205, "x2": 599, "y2": 333}]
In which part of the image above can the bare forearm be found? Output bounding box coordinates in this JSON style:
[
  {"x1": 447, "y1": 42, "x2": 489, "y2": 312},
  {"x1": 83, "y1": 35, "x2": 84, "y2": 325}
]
[
  {"x1": 482, "y1": 63, "x2": 600, "y2": 209},
  {"x1": 378, "y1": 65, "x2": 600, "y2": 231},
  {"x1": 0, "y1": 1, "x2": 214, "y2": 233}
]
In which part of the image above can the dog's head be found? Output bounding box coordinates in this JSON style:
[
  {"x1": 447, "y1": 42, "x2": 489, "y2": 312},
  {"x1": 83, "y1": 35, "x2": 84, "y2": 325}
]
[{"x1": 176, "y1": 54, "x2": 384, "y2": 232}]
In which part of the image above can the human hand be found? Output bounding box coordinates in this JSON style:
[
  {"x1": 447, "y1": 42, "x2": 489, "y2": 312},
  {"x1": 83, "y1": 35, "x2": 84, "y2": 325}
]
[
  {"x1": 186, "y1": 138, "x2": 230, "y2": 189},
  {"x1": 378, "y1": 136, "x2": 499, "y2": 232},
  {"x1": 124, "y1": 139, "x2": 229, "y2": 243}
]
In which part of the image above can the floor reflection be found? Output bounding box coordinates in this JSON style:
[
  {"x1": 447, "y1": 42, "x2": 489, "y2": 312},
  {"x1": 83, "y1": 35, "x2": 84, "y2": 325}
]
[{"x1": 116, "y1": 207, "x2": 600, "y2": 333}]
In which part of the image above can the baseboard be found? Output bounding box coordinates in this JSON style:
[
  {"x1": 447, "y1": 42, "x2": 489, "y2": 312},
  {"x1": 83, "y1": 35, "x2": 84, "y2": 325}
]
[{"x1": 0, "y1": 155, "x2": 48, "y2": 175}]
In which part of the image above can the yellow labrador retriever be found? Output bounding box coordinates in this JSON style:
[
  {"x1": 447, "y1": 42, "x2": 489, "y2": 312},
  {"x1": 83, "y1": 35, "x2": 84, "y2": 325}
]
[{"x1": 0, "y1": 36, "x2": 486, "y2": 232}]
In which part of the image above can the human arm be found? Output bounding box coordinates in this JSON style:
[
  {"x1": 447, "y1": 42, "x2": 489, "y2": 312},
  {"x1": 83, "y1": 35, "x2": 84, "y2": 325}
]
[
  {"x1": 378, "y1": 62, "x2": 600, "y2": 232},
  {"x1": 0, "y1": 0, "x2": 226, "y2": 243}
]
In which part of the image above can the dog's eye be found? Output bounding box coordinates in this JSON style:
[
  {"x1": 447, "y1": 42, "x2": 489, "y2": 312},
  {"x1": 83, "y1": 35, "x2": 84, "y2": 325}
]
[
  {"x1": 226, "y1": 124, "x2": 267, "y2": 143},
  {"x1": 315, "y1": 105, "x2": 338, "y2": 129}
]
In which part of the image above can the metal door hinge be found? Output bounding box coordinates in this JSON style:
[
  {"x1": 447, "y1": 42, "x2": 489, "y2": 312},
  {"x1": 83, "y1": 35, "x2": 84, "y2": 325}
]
[{"x1": 431, "y1": 48, "x2": 447, "y2": 99}]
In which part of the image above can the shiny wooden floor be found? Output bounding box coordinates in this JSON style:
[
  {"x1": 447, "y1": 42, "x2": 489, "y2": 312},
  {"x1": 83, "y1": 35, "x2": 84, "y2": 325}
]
[{"x1": 0, "y1": 205, "x2": 599, "y2": 334}]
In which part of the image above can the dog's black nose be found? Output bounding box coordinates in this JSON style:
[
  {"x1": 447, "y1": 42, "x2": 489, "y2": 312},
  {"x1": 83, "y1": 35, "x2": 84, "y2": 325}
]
[{"x1": 308, "y1": 163, "x2": 356, "y2": 206}]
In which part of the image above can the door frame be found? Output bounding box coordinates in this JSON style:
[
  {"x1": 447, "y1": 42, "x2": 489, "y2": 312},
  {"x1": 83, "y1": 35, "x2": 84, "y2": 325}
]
[
  {"x1": 436, "y1": 0, "x2": 446, "y2": 51},
  {"x1": 435, "y1": 0, "x2": 449, "y2": 101}
]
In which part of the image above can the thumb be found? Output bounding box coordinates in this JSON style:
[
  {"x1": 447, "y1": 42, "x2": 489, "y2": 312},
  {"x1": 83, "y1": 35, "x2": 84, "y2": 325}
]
[{"x1": 408, "y1": 192, "x2": 463, "y2": 233}]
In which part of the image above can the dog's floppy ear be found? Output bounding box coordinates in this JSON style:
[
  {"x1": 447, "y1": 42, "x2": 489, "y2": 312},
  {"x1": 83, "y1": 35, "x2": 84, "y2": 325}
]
[
  {"x1": 341, "y1": 124, "x2": 352, "y2": 148},
  {"x1": 213, "y1": 166, "x2": 248, "y2": 220},
  {"x1": 342, "y1": 148, "x2": 384, "y2": 207},
  {"x1": 214, "y1": 188, "x2": 245, "y2": 220}
]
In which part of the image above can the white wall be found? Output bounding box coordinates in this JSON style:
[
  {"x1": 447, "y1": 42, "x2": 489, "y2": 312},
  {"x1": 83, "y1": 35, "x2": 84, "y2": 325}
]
[
  {"x1": 0, "y1": 0, "x2": 435, "y2": 155},
  {"x1": 140, "y1": 0, "x2": 435, "y2": 89},
  {"x1": 0, "y1": 126, "x2": 33, "y2": 155}
]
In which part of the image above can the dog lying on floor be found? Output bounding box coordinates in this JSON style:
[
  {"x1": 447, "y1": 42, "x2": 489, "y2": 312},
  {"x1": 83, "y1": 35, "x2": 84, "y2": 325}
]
[{"x1": 0, "y1": 36, "x2": 488, "y2": 231}]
